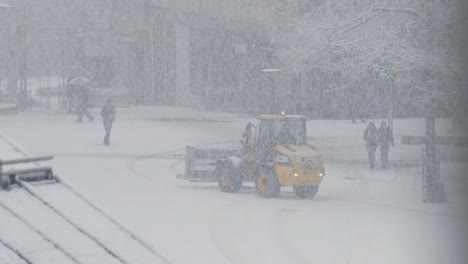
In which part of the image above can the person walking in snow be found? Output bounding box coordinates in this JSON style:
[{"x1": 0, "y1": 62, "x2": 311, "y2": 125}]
[
  {"x1": 378, "y1": 121, "x2": 394, "y2": 168},
  {"x1": 363, "y1": 121, "x2": 378, "y2": 169},
  {"x1": 101, "y1": 98, "x2": 116, "y2": 146},
  {"x1": 75, "y1": 85, "x2": 94, "y2": 122}
]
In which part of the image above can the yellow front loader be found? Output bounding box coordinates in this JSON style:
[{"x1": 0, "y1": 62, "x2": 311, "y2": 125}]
[{"x1": 177, "y1": 114, "x2": 325, "y2": 198}]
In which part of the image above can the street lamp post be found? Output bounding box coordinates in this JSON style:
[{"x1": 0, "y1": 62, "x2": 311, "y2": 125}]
[{"x1": 390, "y1": 67, "x2": 400, "y2": 132}]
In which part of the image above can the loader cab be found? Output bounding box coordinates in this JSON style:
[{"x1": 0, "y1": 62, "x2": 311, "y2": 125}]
[{"x1": 255, "y1": 115, "x2": 307, "y2": 161}]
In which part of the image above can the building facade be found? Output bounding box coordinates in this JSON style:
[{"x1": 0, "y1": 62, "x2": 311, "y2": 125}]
[
  {"x1": 86, "y1": 0, "x2": 282, "y2": 111},
  {"x1": 0, "y1": 0, "x2": 283, "y2": 111}
]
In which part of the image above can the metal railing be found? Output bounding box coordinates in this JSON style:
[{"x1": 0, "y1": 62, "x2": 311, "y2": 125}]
[{"x1": 0, "y1": 156, "x2": 54, "y2": 189}]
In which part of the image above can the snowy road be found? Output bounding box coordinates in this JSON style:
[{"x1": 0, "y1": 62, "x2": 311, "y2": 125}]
[
  {"x1": 1, "y1": 106, "x2": 467, "y2": 264},
  {"x1": 128, "y1": 158, "x2": 467, "y2": 264}
]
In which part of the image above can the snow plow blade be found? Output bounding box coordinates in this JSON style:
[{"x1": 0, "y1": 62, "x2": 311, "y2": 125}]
[{"x1": 177, "y1": 145, "x2": 237, "y2": 182}]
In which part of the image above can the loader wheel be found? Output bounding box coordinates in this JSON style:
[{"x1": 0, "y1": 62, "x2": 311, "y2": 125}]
[
  {"x1": 216, "y1": 163, "x2": 242, "y2": 193},
  {"x1": 256, "y1": 174, "x2": 280, "y2": 198},
  {"x1": 293, "y1": 186, "x2": 318, "y2": 199}
]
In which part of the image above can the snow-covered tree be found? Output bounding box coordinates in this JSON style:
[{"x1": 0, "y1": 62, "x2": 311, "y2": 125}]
[{"x1": 278, "y1": 0, "x2": 467, "y2": 119}]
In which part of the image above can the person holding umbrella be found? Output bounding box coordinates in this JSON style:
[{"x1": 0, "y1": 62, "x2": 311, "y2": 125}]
[
  {"x1": 75, "y1": 84, "x2": 94, "y2": 122},
  {"x1": 69, "y1": 77, "x2": 94, "y2": 122}
]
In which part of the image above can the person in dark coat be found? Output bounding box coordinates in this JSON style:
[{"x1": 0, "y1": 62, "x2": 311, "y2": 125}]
[
  {"x1": 378, "y1": 121, "x2": 394, "y2": 168},
  {"x1": 75, "y1": 85, "x2": 94, "y2": 122},
  {"x1": 363, "y1": 121, "x2": 378, "y2": 169},
  {"x1": 101, "y1": 98, "x2": 116, "y2": 146}
]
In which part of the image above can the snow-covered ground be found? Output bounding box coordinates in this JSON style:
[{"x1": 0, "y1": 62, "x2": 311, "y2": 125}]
[{"x1": 1, "y1": 106, "x2": 467, "y2": 264}]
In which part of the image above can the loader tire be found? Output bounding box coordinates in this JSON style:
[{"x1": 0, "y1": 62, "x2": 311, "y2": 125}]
[
  {"x1": 293, "y1": 186, "x2": 318, "y2": 199},
  {"x1": 216, "y1": 162, "x2": 242, "y2": 193},
  {"x1": 256, "y1": 174, "x2": 280, "y2": 198}
]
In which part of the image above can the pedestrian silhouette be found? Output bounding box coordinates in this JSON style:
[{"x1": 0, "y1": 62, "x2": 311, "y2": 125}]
[
  {"x1": 363, "y1": 121, "x2": 378, "y2": 169},
  {"x1": 101, "y1": 98, "x2": 116, "y2": 146},
  {"x1": 378, "y1": 121, "x2": 394, "y2": 168},
  {"x1": 75, "y1": 85, "x2": 94, "y2": 122}
]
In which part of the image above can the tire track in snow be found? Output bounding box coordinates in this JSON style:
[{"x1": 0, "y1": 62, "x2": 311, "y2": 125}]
[
  {"x1": 207, "y1": 193, "x2": 317, "y2": 264},
  {"x1": 208, "y1": 197, "x2": 253, "y2": 264},
  {"x1": 273, "y1": 202, "x2": 311, "y2": 264},
  {"x1": 258, "y1": 198, "x2": 319, "y2": 264}
]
